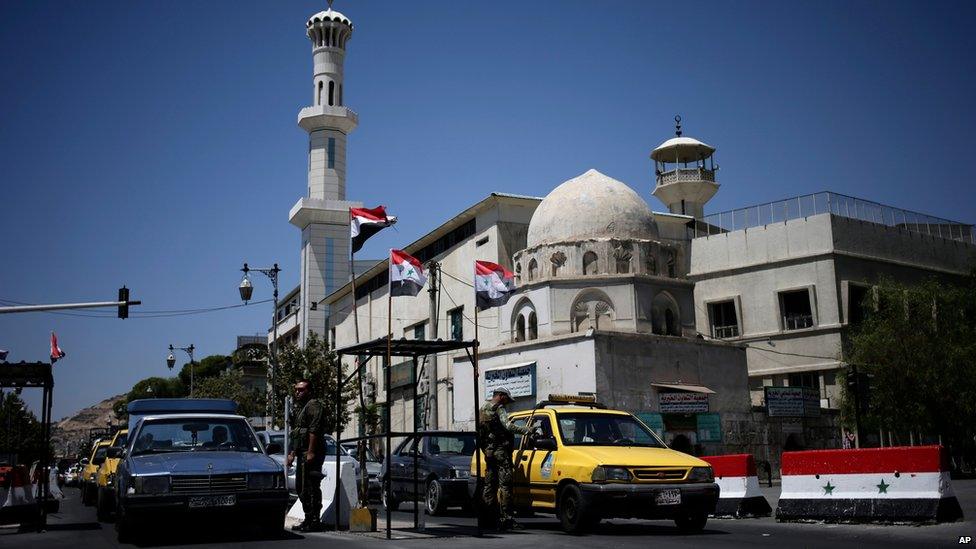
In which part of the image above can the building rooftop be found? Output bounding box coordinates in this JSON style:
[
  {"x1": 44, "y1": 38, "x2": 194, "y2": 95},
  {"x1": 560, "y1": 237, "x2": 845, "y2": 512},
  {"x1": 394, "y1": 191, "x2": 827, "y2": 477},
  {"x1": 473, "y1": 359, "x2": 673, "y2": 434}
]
[{"x1": 695, "y1": 191, "x2": 974, "y2": 244}]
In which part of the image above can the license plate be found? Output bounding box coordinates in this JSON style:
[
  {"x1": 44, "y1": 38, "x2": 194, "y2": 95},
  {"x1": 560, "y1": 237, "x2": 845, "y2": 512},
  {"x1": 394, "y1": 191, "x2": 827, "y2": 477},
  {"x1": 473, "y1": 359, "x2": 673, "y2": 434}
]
[
  {"x1": 188, "y1": 495, "x2": 236, "y2": 508},
  {"x1": 655, "y1": 489, "x2": 681, "y2": 505}
]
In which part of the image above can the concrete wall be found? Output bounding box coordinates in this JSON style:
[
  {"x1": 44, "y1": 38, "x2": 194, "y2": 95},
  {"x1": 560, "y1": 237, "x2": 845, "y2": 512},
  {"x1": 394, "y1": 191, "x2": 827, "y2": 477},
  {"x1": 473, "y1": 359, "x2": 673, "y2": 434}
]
[{"x1": 592, "y1": 332, "x2": 750, "y2": 414}]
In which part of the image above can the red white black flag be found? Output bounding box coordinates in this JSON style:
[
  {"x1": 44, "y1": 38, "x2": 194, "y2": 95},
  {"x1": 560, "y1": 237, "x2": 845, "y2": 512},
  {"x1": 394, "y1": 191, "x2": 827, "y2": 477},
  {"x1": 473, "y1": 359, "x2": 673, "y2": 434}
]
[
  {"x1": 390, "y1": 249, "x2": 427, "y2": 297},
  {"x1": 50, "y1": 331, "x2": 66, "y2": 364},
  {"x1": 475, "y1": 260, "x2": 516, "y2": 310},
  {"x1": 350, "y1": 206, "x2": 397, "y2": 254}
]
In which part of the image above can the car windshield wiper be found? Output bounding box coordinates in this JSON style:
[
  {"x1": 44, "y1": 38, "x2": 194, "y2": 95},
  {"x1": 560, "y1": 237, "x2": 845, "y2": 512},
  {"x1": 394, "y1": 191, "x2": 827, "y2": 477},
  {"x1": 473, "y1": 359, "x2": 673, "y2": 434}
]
[{"x1": 130, "y1": 448, "x2": 182, "y2": 456}]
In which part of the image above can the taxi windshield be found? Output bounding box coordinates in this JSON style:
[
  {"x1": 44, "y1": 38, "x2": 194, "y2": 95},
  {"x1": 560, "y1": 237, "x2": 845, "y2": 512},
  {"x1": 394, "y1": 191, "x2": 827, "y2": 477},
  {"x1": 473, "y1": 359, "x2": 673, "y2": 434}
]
[
  {"x1": 556, "y1": 413, "x2": 665, "y2": 448},
  {"x1": 131, "y1": 418, "x2": 261, "y2": 455}
]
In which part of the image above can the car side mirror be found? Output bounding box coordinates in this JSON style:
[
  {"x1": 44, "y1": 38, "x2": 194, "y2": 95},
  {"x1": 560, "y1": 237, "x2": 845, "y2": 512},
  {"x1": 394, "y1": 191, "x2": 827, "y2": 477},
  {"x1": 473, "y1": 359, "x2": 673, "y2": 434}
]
[
  {"x1": 107, "y1": 447, "x2": 123, "y2": 459},
  {"x1": 265, "y1": 442, "x2": 282, "y2": 455},
  {"x1": 533, "y1": 437, "x2": 557, "y2": 451},
  {"x1": 80, "y1": 458, "x2": 89, "y2": 465}
]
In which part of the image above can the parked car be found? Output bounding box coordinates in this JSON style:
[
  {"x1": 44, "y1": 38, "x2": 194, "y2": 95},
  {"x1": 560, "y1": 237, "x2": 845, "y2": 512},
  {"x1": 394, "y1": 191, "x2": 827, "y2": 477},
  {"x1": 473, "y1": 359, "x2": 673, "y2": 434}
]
[
  {"x1": 469, "y1": 394, "x2": 719, "y2": 534},
  {"x1": 95, "y1": 429, "x2": 127, "y2": 521},
  {"x1": 64, "y1": 464, "x2": 81, "y2": 487},
  {"x1": 81, "y1": 439, "x2": 110, "y2": 506},
  {"x1": 114, "y1": 399, "x2": 288, "y2": 543},
  {"x1": 342, "y1": 442, "x2": 382, "y2": 501},
  {"x1": 257, "y1": 430, "x2": 361, "y2": 496},
  {"x1": 382, "y1": 433, "x2": 476, "y2": 515}
]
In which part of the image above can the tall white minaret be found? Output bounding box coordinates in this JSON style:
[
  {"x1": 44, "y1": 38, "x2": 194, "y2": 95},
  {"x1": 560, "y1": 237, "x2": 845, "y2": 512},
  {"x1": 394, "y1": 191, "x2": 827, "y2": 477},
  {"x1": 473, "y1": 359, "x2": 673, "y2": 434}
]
[
  {"x1": 290, "y1": 5, "x2": 361, "y2": 346},
  {"x1": 650, "y1": 116, "x2": 719, "y2": 219}
]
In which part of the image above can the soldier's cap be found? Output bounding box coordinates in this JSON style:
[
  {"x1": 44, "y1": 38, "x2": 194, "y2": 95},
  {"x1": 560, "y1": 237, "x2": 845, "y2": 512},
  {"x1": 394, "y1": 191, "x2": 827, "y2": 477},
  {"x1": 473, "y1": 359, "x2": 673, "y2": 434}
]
[{"x1": 493, "y1": 387, "x2": 514, "y2": 401}]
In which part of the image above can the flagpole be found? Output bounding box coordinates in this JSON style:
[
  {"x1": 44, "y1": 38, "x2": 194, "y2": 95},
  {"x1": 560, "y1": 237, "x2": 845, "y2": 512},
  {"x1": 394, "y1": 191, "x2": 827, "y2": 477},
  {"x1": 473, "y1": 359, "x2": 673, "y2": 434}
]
[
  {"x1": 473, "y1": 299, "x2": 482, "y2": 533},
  {"x1": 348, "y1": 223, "x2": 369, "y2": 506},
  {"x1": 385, "y1": 260, "x2": 393, "y2": 540}
]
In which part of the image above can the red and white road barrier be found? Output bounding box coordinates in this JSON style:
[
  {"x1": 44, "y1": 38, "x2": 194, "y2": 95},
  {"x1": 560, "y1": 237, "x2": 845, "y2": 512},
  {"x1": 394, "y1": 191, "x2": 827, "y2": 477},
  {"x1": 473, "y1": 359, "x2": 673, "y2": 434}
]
[
  {"x1": 702, "y1": 454, "x2": 772, "y2": 518},
  {"x1": 776, "y1": 445, "x2": 963, "y2": 523},
  {"x1": 1, "y1": 466, "x2": 34, "y2": 508}
]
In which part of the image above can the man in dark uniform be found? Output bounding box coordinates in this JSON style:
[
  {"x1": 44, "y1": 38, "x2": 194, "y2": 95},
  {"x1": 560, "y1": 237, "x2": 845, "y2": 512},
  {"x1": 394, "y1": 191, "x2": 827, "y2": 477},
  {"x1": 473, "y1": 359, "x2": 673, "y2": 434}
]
[
  {"x1": 479, "y1": 387, "x2": 536, "y2": 530},
  {"x1": 287, "y1": 379, "x2": 326, "y2": 532}
]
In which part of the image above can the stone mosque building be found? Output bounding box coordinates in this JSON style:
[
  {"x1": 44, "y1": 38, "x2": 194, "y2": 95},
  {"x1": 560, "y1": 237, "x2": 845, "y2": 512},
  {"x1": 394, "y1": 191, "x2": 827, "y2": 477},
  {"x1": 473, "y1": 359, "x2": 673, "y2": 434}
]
[{"x1": 273, "y1": 6, "x2": 976, "y2": 456}]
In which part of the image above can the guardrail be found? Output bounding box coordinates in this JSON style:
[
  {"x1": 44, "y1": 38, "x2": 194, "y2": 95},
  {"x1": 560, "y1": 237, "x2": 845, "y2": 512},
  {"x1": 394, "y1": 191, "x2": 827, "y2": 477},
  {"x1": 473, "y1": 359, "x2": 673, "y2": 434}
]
[{"x1": 696, "y1": 191, "x2": 975, "y2": 244}]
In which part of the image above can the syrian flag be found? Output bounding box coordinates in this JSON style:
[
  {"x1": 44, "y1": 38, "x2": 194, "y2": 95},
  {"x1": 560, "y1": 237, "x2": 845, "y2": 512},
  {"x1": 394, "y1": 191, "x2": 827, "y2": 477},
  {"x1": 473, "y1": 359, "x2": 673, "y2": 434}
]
[
  {"x1": 50, "y1": 331, "x2": 66, "y2": 364},
  {"x1": 390, "y1": 249, "x2": 426, "y2": 297},
  {"x1": 351, "y1": 206, "x2": 397, "y2": 254},
  {"x1": 475, "y1": 260, "x2": 517, "y2": 310}
]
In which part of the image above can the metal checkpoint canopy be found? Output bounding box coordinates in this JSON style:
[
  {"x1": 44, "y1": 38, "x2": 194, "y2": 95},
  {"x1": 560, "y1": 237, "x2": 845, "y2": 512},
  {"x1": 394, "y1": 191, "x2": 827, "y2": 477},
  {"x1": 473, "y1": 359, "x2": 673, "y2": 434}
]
[
  {"x1": 333, "y1": 336, "x2": 480, "y2": 539},
  {"x1": 0, "y1": 361, "x2": 55, "y2": 530}
]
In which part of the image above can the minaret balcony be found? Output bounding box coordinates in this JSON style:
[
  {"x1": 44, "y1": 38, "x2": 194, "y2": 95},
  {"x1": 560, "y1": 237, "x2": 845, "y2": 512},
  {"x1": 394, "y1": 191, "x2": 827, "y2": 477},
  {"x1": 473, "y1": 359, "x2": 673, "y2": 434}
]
[
  {"x1": 656, "y1": 167, "x2": 715, "y2": 186},
  {"x1": 298, "y1": 104, "x2": 359, "y2": 134}
]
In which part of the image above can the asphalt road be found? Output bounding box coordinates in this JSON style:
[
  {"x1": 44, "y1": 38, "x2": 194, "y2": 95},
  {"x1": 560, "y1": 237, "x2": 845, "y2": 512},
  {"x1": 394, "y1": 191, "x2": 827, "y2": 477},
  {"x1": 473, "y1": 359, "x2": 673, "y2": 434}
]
[{"x1": 2, "y1": 481, "x2": 973, "y2": 548}]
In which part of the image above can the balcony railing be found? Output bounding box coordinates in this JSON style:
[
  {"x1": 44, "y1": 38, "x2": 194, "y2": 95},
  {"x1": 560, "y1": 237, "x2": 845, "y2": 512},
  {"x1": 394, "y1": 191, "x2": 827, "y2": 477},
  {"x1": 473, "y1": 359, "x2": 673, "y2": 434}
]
[
  {"x1": 712, "y1": 324, "x2": 739, "y2": 338},
  {"x1": 695, "y1": 191, "x2": 975, "y2": 244},
  {"x1": 657, "y1": 167, "x2": 716, "y2": 185},
  {"x1": 783, "y1": 314, "x2": 815, "y2": 331}
]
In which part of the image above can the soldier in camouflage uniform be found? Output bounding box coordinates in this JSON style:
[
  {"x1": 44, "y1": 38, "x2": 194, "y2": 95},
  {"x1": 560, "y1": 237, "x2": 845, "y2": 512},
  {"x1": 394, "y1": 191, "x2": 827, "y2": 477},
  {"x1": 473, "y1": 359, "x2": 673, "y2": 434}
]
[
  {"x1": 287, "y1": 380, "x2": 326, "y2": 532},
  {"x1": 479, "y1": 387, "x2": 536, "y2": 530}
]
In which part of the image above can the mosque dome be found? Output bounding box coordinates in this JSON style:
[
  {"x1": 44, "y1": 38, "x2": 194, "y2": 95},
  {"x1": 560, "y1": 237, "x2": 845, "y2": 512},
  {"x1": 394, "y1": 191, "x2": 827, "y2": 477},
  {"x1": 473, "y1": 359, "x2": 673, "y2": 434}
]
[
  {"x1": 527, "y1": 169, "x2": 658, "y2": 248},
  {"x1": 307, "y1": 8, "x2": 352, "y2": 28}
]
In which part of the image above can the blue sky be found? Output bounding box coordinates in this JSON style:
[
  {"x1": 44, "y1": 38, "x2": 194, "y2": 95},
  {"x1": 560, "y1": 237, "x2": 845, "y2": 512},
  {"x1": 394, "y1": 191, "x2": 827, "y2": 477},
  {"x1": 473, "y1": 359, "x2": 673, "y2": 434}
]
[{"x1": 2, "y1": 0, "x2": 974, "y2": 420}]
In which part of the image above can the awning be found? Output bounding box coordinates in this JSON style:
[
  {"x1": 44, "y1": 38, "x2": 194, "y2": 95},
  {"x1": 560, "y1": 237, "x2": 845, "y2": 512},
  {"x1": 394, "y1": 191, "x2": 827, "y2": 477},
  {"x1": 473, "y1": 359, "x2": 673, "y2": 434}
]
[{"x1": 651, "y1": 383, "x2": 715, "y2": 394}]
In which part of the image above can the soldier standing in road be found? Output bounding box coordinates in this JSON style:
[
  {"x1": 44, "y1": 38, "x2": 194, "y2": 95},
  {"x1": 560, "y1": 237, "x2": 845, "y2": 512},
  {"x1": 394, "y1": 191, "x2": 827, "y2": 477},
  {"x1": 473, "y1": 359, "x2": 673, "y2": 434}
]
[
  {"x1": 479, "y1": 387, "x2": 536, "y2": 531},
  {"x1": 287, "y1": 379, "x2": 326, "y2": 532}
]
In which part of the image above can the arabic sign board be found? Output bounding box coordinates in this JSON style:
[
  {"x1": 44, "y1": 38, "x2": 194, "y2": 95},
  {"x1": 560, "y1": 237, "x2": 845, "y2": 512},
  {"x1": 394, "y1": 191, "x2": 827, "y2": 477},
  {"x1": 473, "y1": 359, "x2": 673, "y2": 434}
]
[
  {"x1": 484, "y1": 363, "x2": 536, "y2": 400},
  {"x1": 389, "y1": 360, "x2": 415, "y2": 390},
  {"x1": 659, "y1": 392, "x2": 709, "y2": 413},
  {"x1": 764, "y1": 386, "x2": 821, "y2": 417}
]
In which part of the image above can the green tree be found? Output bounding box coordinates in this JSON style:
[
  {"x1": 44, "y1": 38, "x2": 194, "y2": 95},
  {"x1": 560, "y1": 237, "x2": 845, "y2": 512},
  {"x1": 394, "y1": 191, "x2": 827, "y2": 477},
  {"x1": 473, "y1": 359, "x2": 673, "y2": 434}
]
[
  {"x1": 194, "y1": 369, "x2": 267, "y2": 418},
  {"x1": 178, "y1": 354, "x2": 232, "y2": 388},
  {"x1": 0, "y1": 392, "x2": 51, "y2": 465},
  {"x1": 272, "y1": 333, "x2": 355, "y2": 432},
  {"x1": 842, "y1": 275, "x2": 976, "y2": 454}
]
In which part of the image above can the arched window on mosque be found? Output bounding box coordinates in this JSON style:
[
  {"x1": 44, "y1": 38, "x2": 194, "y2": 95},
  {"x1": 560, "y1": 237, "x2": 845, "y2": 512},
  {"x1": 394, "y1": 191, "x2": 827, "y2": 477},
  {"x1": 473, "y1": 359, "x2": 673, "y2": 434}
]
[
  {"x1": 583, "y1": 251, "x2": 599, "y2": 275},
  {"x1": 665, "y1": 309, "x2": 678, "y2": 336},
  {"x1": 646, "y1": 253, "x2": 658, "y2": 275},
  {"x1": 528, "y1": 312, "x2": 538, "y2": 340},
  {"x1": 328, "y1": 81, "x2": 335, "y2": 106},
  {"x1": 528, "y1": 259, "x2": 538, "y2": 281},
  {"x1": 318, "y1": 81, "x2": 324, "y2": 106},
  {"x1": 616, "y1": 256, "x2": 630, "y2": 274},
  {"x1": 666, "y1": 251, "x2": 676, "y2": 278},
  {"x1": 515, "y1": 315, "x2": 526, "y2": 342},
  {"x1": 514, "y1": 262, "x2": 522, "y2": 284}
]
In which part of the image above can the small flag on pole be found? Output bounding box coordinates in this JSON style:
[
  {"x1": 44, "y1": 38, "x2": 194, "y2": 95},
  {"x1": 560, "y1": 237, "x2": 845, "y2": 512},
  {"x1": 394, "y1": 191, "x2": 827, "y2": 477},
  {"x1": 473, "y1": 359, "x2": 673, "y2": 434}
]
[
  {"x1": 390, "y1": 249, "x2": 427, "y2": 297},
  {"x1": 0, "y1": 349, "x2": 8, "y2": 361},
  {"x1": 475, "y1": 260, "x2": 517, "y2": 310},
  {"x1": 351, "y1": 206, "x2": 397, "y2": 254},
  {"x1": 50, "y1": 331, "x2": 66, "y2": 364}
]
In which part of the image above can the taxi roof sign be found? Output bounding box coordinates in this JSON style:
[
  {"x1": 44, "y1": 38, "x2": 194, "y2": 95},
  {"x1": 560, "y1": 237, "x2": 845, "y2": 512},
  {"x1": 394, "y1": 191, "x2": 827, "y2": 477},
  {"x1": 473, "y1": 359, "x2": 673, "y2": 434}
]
[{"x1": 543, "y1": 393, "x2": 605, "y2": 408}]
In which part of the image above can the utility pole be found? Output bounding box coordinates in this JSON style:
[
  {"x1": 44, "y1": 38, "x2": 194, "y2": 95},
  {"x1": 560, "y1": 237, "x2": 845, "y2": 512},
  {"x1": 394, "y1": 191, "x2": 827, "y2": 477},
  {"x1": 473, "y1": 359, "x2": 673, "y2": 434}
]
[
  {"x1": 426, "y1": 261, "x2": 439, "y2": 429},
  {"x1": 0, "y1": 288, "x2": 141, "y2": 316}
]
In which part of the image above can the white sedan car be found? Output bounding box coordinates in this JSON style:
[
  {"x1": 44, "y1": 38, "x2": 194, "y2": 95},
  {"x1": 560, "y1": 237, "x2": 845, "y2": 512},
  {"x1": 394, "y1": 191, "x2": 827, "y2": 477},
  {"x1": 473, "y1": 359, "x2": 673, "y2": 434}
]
[{"x1": 256, "y1": 430, "x2": 360, "y2": 495}]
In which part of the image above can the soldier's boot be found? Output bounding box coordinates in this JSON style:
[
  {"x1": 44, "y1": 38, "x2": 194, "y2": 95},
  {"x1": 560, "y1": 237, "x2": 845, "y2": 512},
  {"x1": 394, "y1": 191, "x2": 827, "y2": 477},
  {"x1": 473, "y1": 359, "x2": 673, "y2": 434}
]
[{"x1": 293, "y1": 519, "x2": 321, "y2": 533}]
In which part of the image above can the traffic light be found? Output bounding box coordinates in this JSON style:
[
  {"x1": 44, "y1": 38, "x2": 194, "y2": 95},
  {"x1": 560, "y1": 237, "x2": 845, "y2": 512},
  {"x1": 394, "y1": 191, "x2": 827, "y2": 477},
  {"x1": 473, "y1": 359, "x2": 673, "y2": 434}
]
[{"x1": 118, "y1": 286, "x2": 129, "y2": 319}]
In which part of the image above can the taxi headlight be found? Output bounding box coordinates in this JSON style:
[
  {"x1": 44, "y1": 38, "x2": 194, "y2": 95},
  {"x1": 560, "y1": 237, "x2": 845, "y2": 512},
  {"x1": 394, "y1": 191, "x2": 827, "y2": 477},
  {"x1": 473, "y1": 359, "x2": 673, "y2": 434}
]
[
  {"x1": 687, "y1": 466, "x2": 714, "y2": 483},
  {"x1": 450, "y1": 467, "x2": 471, "y2": 479},
  {"x1": 134, "y1": 475, "x2": 170, "y2": 495},
  {"x1": 591, "y1": 466, "x2": 631, "y2": 482}
]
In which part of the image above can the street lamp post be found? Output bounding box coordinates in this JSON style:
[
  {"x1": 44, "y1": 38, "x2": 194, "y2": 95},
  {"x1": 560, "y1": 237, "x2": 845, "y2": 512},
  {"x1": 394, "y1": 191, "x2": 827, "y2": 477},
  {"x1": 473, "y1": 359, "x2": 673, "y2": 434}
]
[
  {"x1": 167, "y1": 344, "x2": 196, "y2": 397},
  {"x1": 239, "y1": 262, "x2": 281, "y2": 426}
]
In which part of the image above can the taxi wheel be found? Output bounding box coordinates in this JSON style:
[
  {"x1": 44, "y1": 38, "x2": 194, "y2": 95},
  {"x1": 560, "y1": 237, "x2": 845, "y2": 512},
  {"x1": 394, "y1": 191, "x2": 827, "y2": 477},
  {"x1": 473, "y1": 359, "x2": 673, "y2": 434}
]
[
  {"x1": 558, "y1": 484, "x2": 596, "y2": 535},
  {"x1": 96, "y1": 489, "x2": 111, "y2": 522},
  {"x1": 674, "y1": 510, "x2": 708, "y2": 532},
  {"x1": 426, "y1": 479, "x2": 448, "y2": 516}
]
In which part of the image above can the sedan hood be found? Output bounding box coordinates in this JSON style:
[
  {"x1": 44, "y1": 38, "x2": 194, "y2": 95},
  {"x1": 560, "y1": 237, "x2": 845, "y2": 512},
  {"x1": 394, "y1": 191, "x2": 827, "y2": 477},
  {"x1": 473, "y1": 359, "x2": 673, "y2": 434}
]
[
  {"x1": 130, "y1": 451, "x2": 280, "y2": 476},
  {"x1": 564, "y1": 446, "x2": 708, "y2": 468}
]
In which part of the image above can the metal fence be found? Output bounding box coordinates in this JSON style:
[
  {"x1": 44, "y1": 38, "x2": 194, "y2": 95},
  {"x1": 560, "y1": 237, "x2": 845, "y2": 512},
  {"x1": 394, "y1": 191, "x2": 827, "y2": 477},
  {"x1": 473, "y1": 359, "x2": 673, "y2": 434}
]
[{"x1": 694, "y1": 191, "x2": 975, "y2": 244}]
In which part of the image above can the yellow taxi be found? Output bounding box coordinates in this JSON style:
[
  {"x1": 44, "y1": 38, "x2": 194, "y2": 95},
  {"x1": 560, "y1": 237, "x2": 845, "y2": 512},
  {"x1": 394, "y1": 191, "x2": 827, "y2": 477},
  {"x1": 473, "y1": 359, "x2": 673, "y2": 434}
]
[
  {"x1": 81, "y1": 438, "x2": 111, "y2": 506},
  {"x1": 472, "y1": 395, "x2": 718, "y2": 533},
  {"x1": 95, "y1": 429, "x2": 127, "y2": 521}
]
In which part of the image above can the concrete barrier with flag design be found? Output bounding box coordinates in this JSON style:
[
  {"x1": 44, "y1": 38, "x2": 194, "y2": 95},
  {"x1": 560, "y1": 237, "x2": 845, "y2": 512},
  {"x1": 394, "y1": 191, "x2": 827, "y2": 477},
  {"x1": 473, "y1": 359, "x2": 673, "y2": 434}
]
[
  {"x1": 775, "y1": 445, "x2": 963, "y2": 523},
  {"x1": 701, "y1": 454, "x2": 772, "y2": 518}
]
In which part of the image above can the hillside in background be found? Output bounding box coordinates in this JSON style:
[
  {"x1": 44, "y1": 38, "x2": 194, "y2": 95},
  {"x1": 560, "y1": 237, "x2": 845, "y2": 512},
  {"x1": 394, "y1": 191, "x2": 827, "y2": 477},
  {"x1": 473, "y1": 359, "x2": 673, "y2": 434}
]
[{"x1": 52, "y1": 393, "x2": 125, "y2": 457}]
